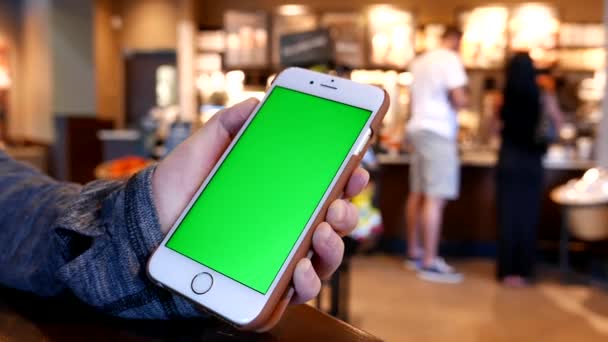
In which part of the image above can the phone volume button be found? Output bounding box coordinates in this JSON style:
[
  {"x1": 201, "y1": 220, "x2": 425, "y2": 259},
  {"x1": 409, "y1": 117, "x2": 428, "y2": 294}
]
[{"x1": 354, "y1": 128, "x2": 372, "y2": 156}]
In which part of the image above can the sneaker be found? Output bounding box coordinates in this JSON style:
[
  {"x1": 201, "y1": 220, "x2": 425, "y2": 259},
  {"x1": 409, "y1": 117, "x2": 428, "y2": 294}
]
[
  {"x1": 418, "y1": 258, "x2": 464, "y2": 284},
  {"x1": 404, "y1": 256, "x2": 422, "y2": 270}
]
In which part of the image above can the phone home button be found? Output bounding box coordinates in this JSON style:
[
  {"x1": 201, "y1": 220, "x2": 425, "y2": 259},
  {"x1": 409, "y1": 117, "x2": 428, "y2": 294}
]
[{"x1": 191, "y1": 272, "x2": 213, "y2": 295}]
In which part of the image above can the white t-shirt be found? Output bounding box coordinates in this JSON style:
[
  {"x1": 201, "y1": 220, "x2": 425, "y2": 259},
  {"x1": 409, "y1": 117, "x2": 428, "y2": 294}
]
[{"x1": 407, "y1": 48, "x2": 468, "y2": 140}]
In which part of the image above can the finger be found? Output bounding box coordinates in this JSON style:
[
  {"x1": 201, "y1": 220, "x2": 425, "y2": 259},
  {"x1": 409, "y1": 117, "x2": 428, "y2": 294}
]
[
  {"x1": 326, "y1": 200, "x2": 359, "y2": 236},
  {"x1": 344, "y1": 167, "x2": 370, "y2": 199},
  {"x1": 159, "y1": 98, "x2": 258, "y2": 179},
  {"x1": 291, "y1": 258, "x2": 322, "y2": 304},
  {"x1": 218, "y1": 98, "x2": 259, "y2": 137},
  {"x1": 153, "y1": 98, "x2": 258, "y2": 233},
  {"x1": 189, "y1": 97, "x2": 259, "y2": 163},
  {"x1": 311, "y1": 222, "x2": 345, "y2": 280}
]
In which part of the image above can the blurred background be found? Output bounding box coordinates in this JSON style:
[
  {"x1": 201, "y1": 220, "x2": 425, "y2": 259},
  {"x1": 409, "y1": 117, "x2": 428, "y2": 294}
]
[{"x1": 2, "y1": 0, "x2": 608, "y2": 341}]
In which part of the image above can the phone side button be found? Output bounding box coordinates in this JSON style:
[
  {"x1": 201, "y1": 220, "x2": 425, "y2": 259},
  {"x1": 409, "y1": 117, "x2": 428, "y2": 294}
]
[
  {"x1": 191, "y1": 272, "x2": 214, "y2": 295},
  {"x1": 353, "y1": 128, "x2": 372, "y2": 156}
]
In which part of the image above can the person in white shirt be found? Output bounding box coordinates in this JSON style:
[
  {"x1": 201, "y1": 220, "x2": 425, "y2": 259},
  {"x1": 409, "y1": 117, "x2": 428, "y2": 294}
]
[{"x1": 404, "y1": 27, "x2": 468, "y2": 284}]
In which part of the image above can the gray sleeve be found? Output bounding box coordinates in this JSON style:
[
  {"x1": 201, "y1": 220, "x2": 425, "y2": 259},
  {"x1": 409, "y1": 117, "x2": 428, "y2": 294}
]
[{"x1": 0, "y1": 150, "x2": 202, "y2": 319}]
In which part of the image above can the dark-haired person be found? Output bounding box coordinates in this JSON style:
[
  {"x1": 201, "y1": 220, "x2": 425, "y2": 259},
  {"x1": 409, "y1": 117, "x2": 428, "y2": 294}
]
[
  {"x1": 405, "y1": 27, "x2": 468, "y2": 283},
  {"x1": 496, "y1": 53, "x2": 562, "y2": 287}
]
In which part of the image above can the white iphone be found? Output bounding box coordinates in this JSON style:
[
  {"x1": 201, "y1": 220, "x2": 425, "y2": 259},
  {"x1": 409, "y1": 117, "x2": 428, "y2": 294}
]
[{"x1": 147, "y1": 67, "x2": 388, "y2": 330}]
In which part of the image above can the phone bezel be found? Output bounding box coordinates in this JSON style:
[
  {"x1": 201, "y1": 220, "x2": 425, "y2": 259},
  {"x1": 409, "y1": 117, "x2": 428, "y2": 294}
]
[{"x1": 147, "y1": 67, "x2": 385, "y2": 325}]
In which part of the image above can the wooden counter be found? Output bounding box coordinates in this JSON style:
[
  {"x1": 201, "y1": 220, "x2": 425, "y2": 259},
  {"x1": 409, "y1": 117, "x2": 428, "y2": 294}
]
[
  {"x1": 376, "y1": 152, "x2": 592, "y2": 255},
  {"x1": 0, "y1": 287, "x2": 380, "y2": 342}
]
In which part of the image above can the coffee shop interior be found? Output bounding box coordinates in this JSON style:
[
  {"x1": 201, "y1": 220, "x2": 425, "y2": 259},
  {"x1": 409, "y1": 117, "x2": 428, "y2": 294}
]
[{"x1": 2, "y1": 0, "x2": 608, "y2": 340}]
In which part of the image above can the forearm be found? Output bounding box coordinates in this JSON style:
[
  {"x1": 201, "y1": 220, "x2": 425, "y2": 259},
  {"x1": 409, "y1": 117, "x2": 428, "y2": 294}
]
[
  {"x1": 449, "y1": 87, "x2": 468, "y2": 110},
  {"x1": 0, "y1": 152, "x2": 200, "y2": 319},
  {"x1": 546, "y1": 95, "x2": 564, "y2": 129},
  {"x1": 0, "y1": 151, "x2": 80, "y2": 295}
]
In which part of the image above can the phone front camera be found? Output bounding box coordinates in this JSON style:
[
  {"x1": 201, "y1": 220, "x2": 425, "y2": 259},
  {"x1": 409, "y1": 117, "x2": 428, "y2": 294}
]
[{"x1": 309, "y1": 81, "x2": 314, "y2": 84}]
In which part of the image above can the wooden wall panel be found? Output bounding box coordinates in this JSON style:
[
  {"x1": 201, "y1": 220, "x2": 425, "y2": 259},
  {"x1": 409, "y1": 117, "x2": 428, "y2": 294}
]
[{"x1": 198, "y1": 0, "x2": 604, "y2": 27}]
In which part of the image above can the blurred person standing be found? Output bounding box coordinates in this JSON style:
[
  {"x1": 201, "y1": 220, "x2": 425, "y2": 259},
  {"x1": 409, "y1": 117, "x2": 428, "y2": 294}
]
[
  {"x1": 404, "y1": 27, "x2": 468, "y2": 284},
  {"x1": 496, "y1": 53, "x2": 562, "y2": 287}
]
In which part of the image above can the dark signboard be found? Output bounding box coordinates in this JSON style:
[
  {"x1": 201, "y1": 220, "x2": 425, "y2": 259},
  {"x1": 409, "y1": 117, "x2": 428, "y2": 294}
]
[{"x1": 279, "y1": 29, "x2": 332, "y2": 67}]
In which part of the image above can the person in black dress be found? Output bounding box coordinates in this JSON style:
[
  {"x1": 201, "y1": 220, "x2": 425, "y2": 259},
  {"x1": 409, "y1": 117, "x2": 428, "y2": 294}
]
[{"x1": 496, "y1": 53, "x2": 555, "y2": 287}]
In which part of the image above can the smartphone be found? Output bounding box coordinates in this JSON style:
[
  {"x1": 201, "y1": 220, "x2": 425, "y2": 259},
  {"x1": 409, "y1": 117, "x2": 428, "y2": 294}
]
[{"x1": 147, "y1": 67, "x2": 388, "y2": 329}]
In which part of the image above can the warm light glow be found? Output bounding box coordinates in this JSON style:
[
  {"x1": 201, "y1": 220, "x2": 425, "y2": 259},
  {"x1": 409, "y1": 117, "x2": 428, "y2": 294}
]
[
  {"x1": 225, "y1": 70, "x2": 246, "y2": 103},
  {"x1": 398, "y1": 72, "x2": 413, "y2": 86},
  {"x1": 578, "y1": 70, "x2": 605, "y2": 101},
  {"x1": 277, "y1": 5, "x2": 310, "y2": 16},
  {"x1": 110, "y1": 15, "x2": 123, "y2": 30},
  {"x1": 367, "y1": 5, "x2": 414, "y2": 68},
  {"x1": 509, "y1": 4, "x2": 559, "y2": 51},
  {"x1": 583, "y1": 168, "x2": 600, "y2": 184},
  {"x1": 225, "y1": 70, "x2": 245, "y2": 83},
  {"x1": 266, "y1": 74, "x2": 276, "y2": 89},
  {"x1": 461, "y1": 6, "x2": 508, "y2": 68},
  {"x1": 0, "y1": 67, "x2": 10, "y2": 90},
  {"x1": 372, "y1": 33, "x2": 390, "y2": 51},
  {"x1": 368, "y1": 5, "x2": 401, "y2": 23}
]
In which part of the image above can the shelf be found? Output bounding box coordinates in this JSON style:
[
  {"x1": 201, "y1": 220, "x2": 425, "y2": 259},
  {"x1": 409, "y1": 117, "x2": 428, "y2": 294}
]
[{"x1": 558, "y1": 46, "x2": 604, "y2": 50}]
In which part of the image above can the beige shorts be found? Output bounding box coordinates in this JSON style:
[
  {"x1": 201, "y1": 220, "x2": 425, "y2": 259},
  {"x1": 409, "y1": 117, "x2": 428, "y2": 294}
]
[{"x1": 408, "y1": 130, "x2": 460, "y2": 200}]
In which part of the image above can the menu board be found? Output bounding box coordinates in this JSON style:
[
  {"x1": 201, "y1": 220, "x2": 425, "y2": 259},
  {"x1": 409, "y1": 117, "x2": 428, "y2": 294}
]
[
  {"x1": 196, "y1": 53, "x2": 222, "y2": 73},
  {"x1": 560, "y1": 23, "x2": 604, "y2": 48},
  {"x1": 272, "y1": 13, "x2": 318, "y2": 67},
  {"x1": 558, "y1": 23, "x2": 605, "y2": 71},
  {"x1": 279, "y1": 29, "x2": 332, "y2": 67},
  {"x1": 508, "y1": 4, "x2": 559, "y2": 65},
  {"x1": 460, "y1": 6, "x2": 508, "y2": 69},
  {"x1": 197, "y1": 30, "x2": 225, "y2": 52},
  {"x1": 320, "y1": 12, "x2": 366, "y2": 68},
  {"x1": 224, "y1": 11, "x2": 268, "y2": 68},
  {"x1": 558, "y1": 48, "x2": 605, "y2": 71},
  {"x1": 367, "y1": 6, "x2": 415, "y2": 69}
]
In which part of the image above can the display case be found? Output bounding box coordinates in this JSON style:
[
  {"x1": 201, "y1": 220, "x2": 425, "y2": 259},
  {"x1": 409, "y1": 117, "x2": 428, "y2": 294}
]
[
  {"x1": 508, "y1": 3, "x2": 559, "y2": 67},
  {"x1": 320, "y1": 12, "x2": 366, "y2": 68},
  {"x1": 367, "y1": 5, "x2": 415, "y2": 69},
  {"x1": 460, "y1": 6, "x2": 509, "y2": 69},
  {"x1": 272, "y1": 5, "x2": 318, "y2": 67},
  {"x1": 558, "y1": 23, "x2": 605, "y2": 72},
  {"x1": 224, "y1": 10, "x2": 269, "y2": 69}
]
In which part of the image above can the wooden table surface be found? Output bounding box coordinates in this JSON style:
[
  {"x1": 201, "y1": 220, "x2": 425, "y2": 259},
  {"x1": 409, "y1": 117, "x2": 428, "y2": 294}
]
[{"x1": 0, "y1": 288, "x2": 381, "y2": 341}]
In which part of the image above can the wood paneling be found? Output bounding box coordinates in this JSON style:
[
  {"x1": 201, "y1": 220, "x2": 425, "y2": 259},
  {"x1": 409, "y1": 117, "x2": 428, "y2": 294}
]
[
  {"x1": 19, "y1": 0, "x2": 53, "y2": 143},
  {"x1": 51, "y1": 116, "x2": 113, "y2": 183},
  {"x1": 95, "y1": 0, "x2": 124, "y2": 127},
  {"x1": 378, "y1": 163, "x2": 587, "y2": 252},
  {"x1": 198, "y1": 0, "x2": 604, "y2": 27},
  {"x1": 117, "y1": 0, "x2": 178, "y2": 51}
]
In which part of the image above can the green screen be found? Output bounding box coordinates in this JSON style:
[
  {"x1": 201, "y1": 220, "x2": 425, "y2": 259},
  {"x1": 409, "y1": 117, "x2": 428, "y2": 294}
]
[{"x1": 166, "y1": 86, "x2": 371, "y2": 294}]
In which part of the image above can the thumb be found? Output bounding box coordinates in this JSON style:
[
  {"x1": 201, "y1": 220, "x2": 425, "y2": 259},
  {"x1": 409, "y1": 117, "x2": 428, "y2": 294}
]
[{"x1": 152, "y1": 98, "x2": 259, "y2": 233}]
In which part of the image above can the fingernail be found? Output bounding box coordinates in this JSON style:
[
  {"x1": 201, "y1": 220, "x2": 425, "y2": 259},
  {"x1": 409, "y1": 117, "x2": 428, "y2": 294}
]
[
  {"x1": 244, "y1": 97, "x2": 258, "y2": 105},
  {"x1": 326, "y1": 232, "x2": 340, "y2": 251},
  {"x1": 318, "y1": 224, "x2": 331, "y2": 244},
  {"x1": 328, "y1": 201, "x2": 345, "y2": 223},
  {"x1": 303, "y1": 260, "x2": 315, "y2": 280}
]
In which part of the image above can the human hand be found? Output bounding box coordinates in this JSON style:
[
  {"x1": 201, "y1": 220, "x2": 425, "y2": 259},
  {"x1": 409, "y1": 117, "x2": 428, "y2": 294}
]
[{"x1": 151, "y1": 98, "x2": 368, "y2": 306}]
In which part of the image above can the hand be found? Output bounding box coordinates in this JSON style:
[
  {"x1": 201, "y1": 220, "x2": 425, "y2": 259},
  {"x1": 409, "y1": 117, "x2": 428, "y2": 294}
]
[{"x1": 152, "y1": 98, "x2": 369, "y2": 304}]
